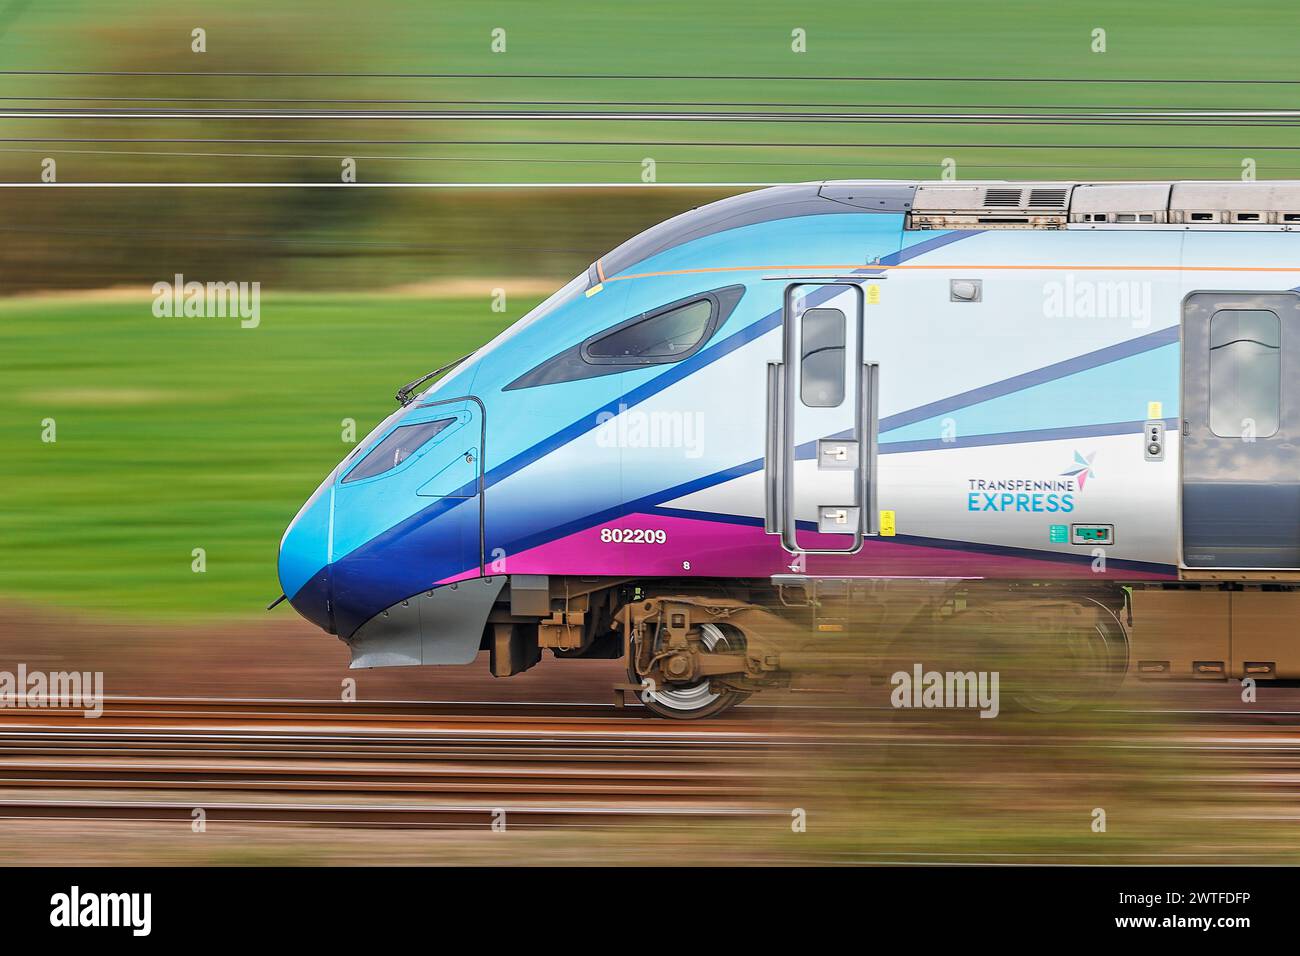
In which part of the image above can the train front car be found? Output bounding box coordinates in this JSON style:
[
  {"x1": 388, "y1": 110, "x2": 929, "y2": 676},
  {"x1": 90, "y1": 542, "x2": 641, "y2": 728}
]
[
  {"x1": 278, "y1": 183, "x2": 897, "y2": 715},
  {"x1": 276, "y1": 355, "x2": 493, "y2": 666},
  {"x1": 279, "y1": 180, "x2": 1300, "y2": 718}
]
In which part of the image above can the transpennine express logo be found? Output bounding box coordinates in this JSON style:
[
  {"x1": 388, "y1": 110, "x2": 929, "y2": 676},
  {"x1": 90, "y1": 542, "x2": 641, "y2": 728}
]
[
  {"x1": 967, "y1": 450, "x2": 1097, "y2": 513},
  {"x1": 1059, "y1": 450, "x2": 1097, "y2": 490}
]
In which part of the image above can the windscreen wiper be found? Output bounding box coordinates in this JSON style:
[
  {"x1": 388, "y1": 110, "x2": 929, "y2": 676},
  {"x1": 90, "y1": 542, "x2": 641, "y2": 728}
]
[{"x1": 395, "y1": 352, "x2": 472, "y2": 406}]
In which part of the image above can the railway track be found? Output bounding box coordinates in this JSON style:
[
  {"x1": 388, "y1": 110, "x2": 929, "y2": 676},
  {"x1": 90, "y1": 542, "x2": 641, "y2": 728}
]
[
  {"x1": 0, "y1": 698, "x2": 794, "y2": 830},
  {"x1": 0, "y1": 696, "x2": 1291, "y2": 831}
]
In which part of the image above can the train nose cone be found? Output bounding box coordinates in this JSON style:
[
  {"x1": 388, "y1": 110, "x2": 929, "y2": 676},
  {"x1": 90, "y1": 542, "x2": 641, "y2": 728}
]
[{"x1": 277, "y1": 481, "x2": 335, "y2": 634}]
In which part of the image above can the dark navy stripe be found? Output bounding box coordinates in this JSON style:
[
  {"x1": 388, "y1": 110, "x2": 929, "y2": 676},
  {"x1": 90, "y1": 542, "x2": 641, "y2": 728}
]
[{"x1": 650, "y1": 504, "x2": 767, "y2": 528}]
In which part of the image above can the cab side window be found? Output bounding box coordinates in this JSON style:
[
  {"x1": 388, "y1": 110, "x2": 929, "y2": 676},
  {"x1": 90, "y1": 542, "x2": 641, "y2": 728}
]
[
  {"x1": 584, "y1": 299, "x2": 714, "y2": 362},
  {"x1": 505, "y1": 284, "x2": 745, "y2": 390},
  {"x1": 342, "y1": 418, "x2": 455, "y2": 483}
]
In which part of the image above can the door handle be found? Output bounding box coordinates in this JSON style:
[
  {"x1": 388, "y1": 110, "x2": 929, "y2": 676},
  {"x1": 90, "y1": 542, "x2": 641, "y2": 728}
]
[
  {"x1": 861, "y1": 361, "x2": 879, "y2": 536},
  {"x1": 764, "y1": 361, "x2": 784, "y2": 535}
]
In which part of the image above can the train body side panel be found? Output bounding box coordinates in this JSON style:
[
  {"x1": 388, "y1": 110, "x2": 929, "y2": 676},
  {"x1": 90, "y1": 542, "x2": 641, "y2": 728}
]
[
  {"x1": 504, "y1": 227, "x2": 1196, "y2": 581},
  {"x1": 470, "y1": 211, "x2": 908, "y2": 579},
  {"x1": 285, "y1": 208, "x2": 1300, "y2": 641},
  {"x1": 470, "y1": 225, "x2": 1300, "y2": 585}
]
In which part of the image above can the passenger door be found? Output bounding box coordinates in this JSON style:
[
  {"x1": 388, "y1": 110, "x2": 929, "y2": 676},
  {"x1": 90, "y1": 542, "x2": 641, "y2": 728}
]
[
  {"x1": 765, "y1": 282, "x2": 878, "y2": 553},
  {"x1": 1182, "y1": 292, "x2": 1300, "y2": 569}
]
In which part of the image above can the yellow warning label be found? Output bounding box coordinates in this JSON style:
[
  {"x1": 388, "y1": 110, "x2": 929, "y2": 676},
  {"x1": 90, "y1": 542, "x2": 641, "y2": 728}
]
[
  {"x1": 585, "y1": 282, "x2": 604, "y2": 297},
  {"x1": 1147, "y1": 400, "x2": 1163, "y2": 419},
  {"x1": 879, "y1": 510, "x2": 896, "y2": 536},
  {"x1": 866, "y1": 284, "x2": 881, "y2": 305}
]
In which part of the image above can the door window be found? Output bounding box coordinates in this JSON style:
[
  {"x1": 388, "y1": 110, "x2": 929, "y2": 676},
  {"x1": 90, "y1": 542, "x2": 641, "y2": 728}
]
[
  {"x1": 799, "y1": 308, "x2": 847, "y2": 407},
  {"x1": 1209, "y1": 309, "x2": 1281, "y2": 438}
]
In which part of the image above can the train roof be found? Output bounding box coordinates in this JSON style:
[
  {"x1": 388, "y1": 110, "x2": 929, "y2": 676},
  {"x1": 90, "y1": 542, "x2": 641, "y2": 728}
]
[
  {"x1": 899, "y1": 180, "x2": 1300, "y2": 228},
  {"x1": 599, "y1": 180, "x2": 1300, "y2": 275}
]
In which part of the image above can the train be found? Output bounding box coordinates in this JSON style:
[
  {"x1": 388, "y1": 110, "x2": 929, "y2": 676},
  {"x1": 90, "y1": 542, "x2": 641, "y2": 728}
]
[{"x1": 277, "y1": 180, "x2": 1300, "y2": 717}]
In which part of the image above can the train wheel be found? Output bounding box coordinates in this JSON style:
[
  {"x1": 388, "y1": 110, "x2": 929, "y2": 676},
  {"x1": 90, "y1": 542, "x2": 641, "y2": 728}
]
[
  {"x1": 986, "y1": 598, "x2": 1127, "y2": 714},
  {"x1": 629, "y1": 622, "x2": 751, "y2": 720}
]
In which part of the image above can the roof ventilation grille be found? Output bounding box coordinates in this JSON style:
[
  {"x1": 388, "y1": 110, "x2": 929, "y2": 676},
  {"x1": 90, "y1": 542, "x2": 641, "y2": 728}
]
[
  {"x1": 983, "y1": 188, "x2": 1023, "y2": 207},
  {"x1": 1028, "y1": 187, "x2": 1069, "y2": 208}
]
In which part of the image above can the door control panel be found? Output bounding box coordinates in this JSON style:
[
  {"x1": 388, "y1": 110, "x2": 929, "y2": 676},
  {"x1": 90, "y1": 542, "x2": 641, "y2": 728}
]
[{"x1": 1144, "y1": 420, "x2": 1165, "y2": 461}]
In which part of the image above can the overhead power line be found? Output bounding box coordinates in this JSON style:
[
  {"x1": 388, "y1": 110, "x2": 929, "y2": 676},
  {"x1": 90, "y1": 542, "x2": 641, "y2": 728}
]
[
  {"x1": 3, "y1": 107, "x2": 1300, "y2": 127},
  {"x1": 2, "y1": 69, "x2": 1300, "y2": 84},
  {"x1": 2, "y1": 136, "x2": 1298, "y2": 149}
]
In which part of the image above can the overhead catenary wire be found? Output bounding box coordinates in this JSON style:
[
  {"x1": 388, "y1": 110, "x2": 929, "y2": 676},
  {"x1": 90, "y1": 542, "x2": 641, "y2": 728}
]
[
  {"x1": 0, "y1": 145, "x2": 1283, "y2": 170},
  {"x1": 4, "y1": 69, "x2": 1300, "y2": 84},
  {"x1": 4, "y1": 106, "x2": 1300, "y2": 126},
  {"x1": 2, "y1": 95, "x2": 1298, "y2": 111},
  {"x1": 3, "y1": 136, "x2": 1300, "y2": 149},
  {"x1": 0, "y1": 82, "x2": 1293, "y2": 184}
]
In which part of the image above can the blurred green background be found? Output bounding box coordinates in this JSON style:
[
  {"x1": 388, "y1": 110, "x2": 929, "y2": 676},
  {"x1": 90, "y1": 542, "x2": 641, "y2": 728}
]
[{"x1": 1, "y1": 0, "x2": 1298, "y2": 617}]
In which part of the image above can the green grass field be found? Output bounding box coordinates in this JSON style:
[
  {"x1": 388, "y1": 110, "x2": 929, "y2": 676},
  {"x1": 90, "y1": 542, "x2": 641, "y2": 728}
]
[{"x1": 0, "y1": 292, "x2": 517, "y2": 617}]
